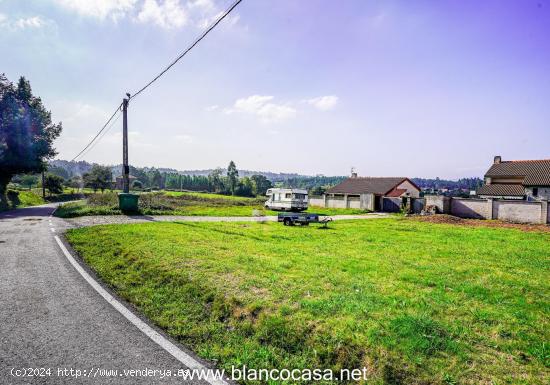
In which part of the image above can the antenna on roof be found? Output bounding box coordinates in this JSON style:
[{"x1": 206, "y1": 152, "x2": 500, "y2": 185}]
[{"x1": 351, "y1": 167, "x2": 357, "y2": 178}]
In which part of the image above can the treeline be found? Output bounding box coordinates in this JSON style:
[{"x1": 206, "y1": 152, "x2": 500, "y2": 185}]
[
  {"x1": 412, "y1": 177, "x2": 483, "y2": 190},
  {"x1": 129, "y1": 161, "x2": 273, "y2": 197}
]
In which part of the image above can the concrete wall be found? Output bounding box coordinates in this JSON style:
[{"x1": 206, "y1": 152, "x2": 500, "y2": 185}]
[
  {"x1": 309, "y1": 196, "x2": 324, "y2": 207},
  {"x1": 493, "y1": 200, "x2": 542, "y2": 224},
  {"x1": 315, "y1": 193, "x2": 374, "y2": 210},
  {"x1": 425, "y1": 195, "x2": 451, "y2": 214},
  {"x1": 360, "y1": 193, "x2": 375, "y2": 211},
  {"x1": 451, "y1": 198, "x2": 488, "y2": 219}
]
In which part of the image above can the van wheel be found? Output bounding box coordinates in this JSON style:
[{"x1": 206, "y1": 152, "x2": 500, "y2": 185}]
[{"x1": 283, "y1": 218, "x2": 292, "y2": 226}]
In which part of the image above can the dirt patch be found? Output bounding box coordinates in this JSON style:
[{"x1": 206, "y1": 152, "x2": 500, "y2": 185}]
[{"x1": 411, "y1": 214, "x2": 550, "y2": 233}]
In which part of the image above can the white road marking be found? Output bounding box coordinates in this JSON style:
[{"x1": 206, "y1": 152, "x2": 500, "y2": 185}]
[{"x1": 53, "y1": 236, "x2": 228, "y2": 385}]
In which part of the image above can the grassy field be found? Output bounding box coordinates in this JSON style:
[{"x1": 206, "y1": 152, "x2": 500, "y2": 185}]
[
  {"x1": 55, "y1": 191, "x2": 367, "y2": 218},
  {"x1": 66, "y1": 218, "x2": 549, "y2": 384}
]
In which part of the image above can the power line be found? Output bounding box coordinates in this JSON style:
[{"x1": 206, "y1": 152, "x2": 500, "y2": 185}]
[
  {"x1": 70, "y1": 0, "x2": 243, "y2": 162},
  {"x1": 130, "y1": 0, "x2": 242, "y2": 101},
  {"x1": 77, "y1": 109, "x2": 122, "y2": 160},
  {"x1": 71, "y1": 103, "x2": 122, "y2": 161}
]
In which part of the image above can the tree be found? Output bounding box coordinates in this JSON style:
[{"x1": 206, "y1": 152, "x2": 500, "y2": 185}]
[
  {"x1": 227, "y1": 161, "x2": 239, "y2": 195},
  {"x1": 43, "y1": 173, "x2": 64, "y2": 195},
  {"x1": 250, "y1": 174, "x2": 272, "y2": 196},
  {"x1": 20, "y1": 174, "x2": 38, "y2": 190},
  {"x1": 83, "y1": 165, "x2": 112, "y2": 193},
  {"x1": 208, "y1": 168, "x2": 224, "y2": 193},
  {"x1": 132, "y1": 180, "x2": 143, "y2": 189},
  {"x1": 235, "y1": 176, "x2": 254, "y2": 197},
  {"x1": 0, "y1": 75, "x2": 62, "y2": 207}
]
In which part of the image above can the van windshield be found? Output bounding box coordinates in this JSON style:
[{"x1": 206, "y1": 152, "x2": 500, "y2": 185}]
[{"x1": 293, "y1": 193, "x2": 306, "y2": 199}]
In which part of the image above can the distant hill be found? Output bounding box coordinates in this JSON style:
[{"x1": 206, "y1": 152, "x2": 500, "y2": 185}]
[{"x1": 48, "y1": 159, "x2": 310, "y2": 182}]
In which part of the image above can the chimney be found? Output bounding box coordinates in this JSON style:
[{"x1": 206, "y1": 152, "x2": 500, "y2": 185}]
[
  {"x1": 351, "y1": 172, "x2": 358, "y2": 178},
  {"x1": 494, "y1": 155, "x2": 502, "y2": 164}
]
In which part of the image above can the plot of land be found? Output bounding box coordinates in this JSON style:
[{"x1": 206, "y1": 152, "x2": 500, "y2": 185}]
[
  {"x1": 66, "y1": 218, "x2": 549, "y2": 384},
  {"x1": 55, "y1": 191, "x2": 366, "y2": 218}
]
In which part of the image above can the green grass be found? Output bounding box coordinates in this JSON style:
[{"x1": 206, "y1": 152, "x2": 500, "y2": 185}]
[
  {"x1": 54, "y1": 191, "x2": 367, "y2": 218},
  {"x1": 66, "y1": 218, "x2": 550, "y2": 384},
  {"x1": 1, "y1": 190, "x2": 45, "y2": 211}
]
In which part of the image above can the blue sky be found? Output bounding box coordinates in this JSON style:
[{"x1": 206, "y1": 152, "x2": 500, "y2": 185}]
[{"x1": 1, "y1": 0, "x2": 549, "y2": 178}]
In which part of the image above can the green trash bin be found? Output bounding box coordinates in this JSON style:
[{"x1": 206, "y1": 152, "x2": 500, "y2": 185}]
[{"x1": 118, "y1": 193, "x2": 139, "y2": 212}]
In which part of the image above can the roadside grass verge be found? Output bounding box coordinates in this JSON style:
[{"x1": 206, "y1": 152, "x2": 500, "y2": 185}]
[
  {"x1": 54, "y1": 192, "x2": 367, "y2": 218},
  {"x1": 0, "y1": 189, "x2": 45, "y2": 211},
  {"x1": 65, "y1": 218, "x2": 550, "y2": 384}
]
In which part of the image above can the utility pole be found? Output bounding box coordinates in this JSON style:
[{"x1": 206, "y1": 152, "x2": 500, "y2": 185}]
[{"x1": 122, "y1": 96, "x2": 129, "y2": 193}]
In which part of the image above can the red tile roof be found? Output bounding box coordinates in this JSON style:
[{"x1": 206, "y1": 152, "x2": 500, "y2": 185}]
[
  {"x1": 477, "y1": 184, "x2": 525, "y2": 197},
  {"x1": 485, "y1": 159, "x2": 550, "y2": 186},
  {"x1": 326, "y1": 177, "x2": 419, "y2": 195}
]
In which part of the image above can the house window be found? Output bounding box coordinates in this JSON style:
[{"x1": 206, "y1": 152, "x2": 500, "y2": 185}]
[
  {"x1": 285, "y1": 193, "x2": 292, "y2": 198},
  {"x1": 532, "y1": 188, "x2": 538, "y2": 197}
]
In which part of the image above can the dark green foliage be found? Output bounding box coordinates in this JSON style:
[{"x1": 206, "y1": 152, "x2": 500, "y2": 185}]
[
  {"x1": 83, "y1": 165, "x2": 112, "y2": 192},
  {"x1": 0, "y1": 74, "x2": 62, "y2": 208},
  {"x1": 227, "y1": 160, "x2": 239, "y2": 195},
  {"x1": 43, "y1": 173, "x2": 64, "y2": 195}
]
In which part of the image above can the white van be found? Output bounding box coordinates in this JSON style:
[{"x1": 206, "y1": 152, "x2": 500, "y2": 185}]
[{"x1": 265, "y1": 188, "x2": 308, "y2": 212}]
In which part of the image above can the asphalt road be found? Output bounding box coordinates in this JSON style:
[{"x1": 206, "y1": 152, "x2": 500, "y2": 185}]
[{"x1": 0, "y1": 204, "x2": 218, "y2": 384}]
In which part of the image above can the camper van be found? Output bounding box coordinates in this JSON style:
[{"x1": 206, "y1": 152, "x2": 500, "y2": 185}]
[{"x1": 265, "y1": 188, "x2": 308, "y2": 212}]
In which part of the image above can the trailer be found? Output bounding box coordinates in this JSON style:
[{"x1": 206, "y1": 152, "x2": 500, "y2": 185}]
[
  {"x1": 265, "y1": 188, "x2": 308, "y2": 212},
  {"x1": 277, "y1": 212, "x2": 332, "y2": 227}
]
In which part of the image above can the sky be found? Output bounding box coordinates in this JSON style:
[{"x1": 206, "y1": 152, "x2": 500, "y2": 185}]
[{"x1": 1, "y1": 0, "x2": 549, "y2": 178}]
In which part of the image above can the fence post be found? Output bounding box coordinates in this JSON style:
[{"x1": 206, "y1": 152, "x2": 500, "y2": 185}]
[
  {"x1": 486, "y1": 198, "x2": 494, "y2": 220},
  {"x1": 541, "y1": 199, "x2": 548, "y2": 224}
]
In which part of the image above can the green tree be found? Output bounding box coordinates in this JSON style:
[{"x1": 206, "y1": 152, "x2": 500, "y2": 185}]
[
  {"x1": 235, "y1": 176, "x2": 254, "y2": 197},
  {"x1": 227, "y1": 161, "x2": 239, "y2": 195},
  {"x1": 250, "y1": 174, "x2": 272, "y2": 196},
  {"x1": 83, "y1": 165, "x2": 112, "y2": 193},
  {"x1": 0, "y1": 75, "x2": 62, "y2": 208},
  {"x1": 208, "y1": 168, "x2": 224, "y2": 193},
  {"x1": 20, "y1": 174, "x2": 38, "y2": 190},
  {"x1": 43, "y1": 173, "x2": 64, "y2": 195}
]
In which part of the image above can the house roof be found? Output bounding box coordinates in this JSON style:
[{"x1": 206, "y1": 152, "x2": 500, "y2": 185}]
[
  {"x1": 477, "y1": 184, "x2": 525, "y2": 197},
  {"x1": 485, "y1": 159, "x2": 550, "y2": 186},
  {"x1": 326, "y1": 177, "x2": 419, "y2": 196}
]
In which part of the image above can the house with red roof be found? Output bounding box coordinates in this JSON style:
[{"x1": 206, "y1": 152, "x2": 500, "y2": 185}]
[
  {"x1": 477, "y1": 156, "x2": 550, "y2": 200},
  {"x1": 320, "y1": 173, "x2": 421, "y2": 211}
]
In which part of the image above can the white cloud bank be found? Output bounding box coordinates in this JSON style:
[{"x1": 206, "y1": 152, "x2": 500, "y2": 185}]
[
  {"x1": 0, "y1": 14, "x2": 56, "y2": 31},
  {"x1": 218, "y1": 94, "x2": 339, "y2": 123},
  {"x1": 136, "y1": 0, "x2": 187, "y2": 29},
  {"x1": 224, "y1": 95, "x2": 297, "y2": 123},
  {"x1": 306, "y1": 95, "x2": 339, "y2": 111},
  {"x1": 53, "y1": 0, "x2": 239, "y2": 30}
]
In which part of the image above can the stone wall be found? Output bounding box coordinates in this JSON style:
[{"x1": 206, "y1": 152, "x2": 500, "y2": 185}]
[
  {"x1": 492, "y1": 200, "x2": 542, "y2": 224},
  {"x1": 451, "y1": 198, "x2": 488, "y2": 219},
  {"x1": 309, "y1": 196, "x2": 324, "y2": 207},
  {"x1": 425, "y1": 195, "x2": 451, "y2": 213}
]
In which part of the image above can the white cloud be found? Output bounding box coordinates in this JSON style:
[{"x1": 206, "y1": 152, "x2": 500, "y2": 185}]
[
  {"x1": 306, "y1": 95, "x2": 339, "y2": 111},
  {"x1": 204, "y1": 105, "x2": 219, "y2": 111},
  {"x1": 197, "y1": 10, "x2": 239, "y2": 29},
  {"x1": 137, "y1": 0, "x2": 188, "y2": 29},
  {"x1": 224, "y1": 95, "x2": 296, "y2": 123},
  {"x1": 54, "y1": 0, "x2": 138, "y2": 21},
  {"x1": 0, "y1": 14, "x2": 56, "y2": 31}
]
